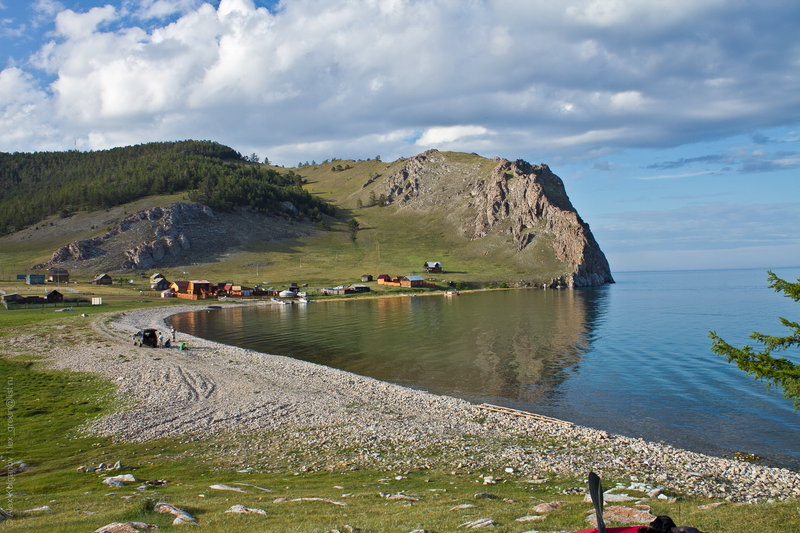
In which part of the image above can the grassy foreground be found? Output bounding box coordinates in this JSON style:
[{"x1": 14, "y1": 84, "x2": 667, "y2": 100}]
[{"x1": 1, "y1": 297, "x2": 799, "y2": 531}]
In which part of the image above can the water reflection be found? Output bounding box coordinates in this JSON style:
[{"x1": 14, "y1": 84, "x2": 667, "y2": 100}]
[{"x1": 171, "y1": 288, "x2": 607, "y2": 404}]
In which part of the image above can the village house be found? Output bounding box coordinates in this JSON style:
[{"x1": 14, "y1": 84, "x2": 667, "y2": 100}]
[
  {"x1": 45, "y1": 290, "x2": 64, "y2": 303},
  {"x1": 400, "y1": 275, "x2": 426, "y2": 288},
  {"x1": 92, "y1": 273, "x2": 113, "y2": 285},
  {"x1": 321, "y1": 284, "x2": 371, "y2": 296},
  {"x1": 188, "y1": 280, "x2": 213, "y2": 297},
  {"x1": 151, "y1": 277, "x2": 171, "y2": 291},
  {"x1": 424, "y1": 261, "x2": 443, "y2": 273},
  {"x1": 229, "y1": 285, "x2": 253, "y2": 297},
  {"x1": 26, "y1": 274, "x2": 45, "y2": 285},
  {"x1": 376, "y1": 274, "x2": 391, "y2": 284},
  {"x1": 377, "y1": 276, "x2": 401, "y2": 287},
  {"x1": 217, "y1": 282, "x2": 234, "y2": 295},
  {"x1": 378, "y1": 275, "x2": 430, "y2": 288},
  {"x1": 47, "y1": 268, "x2": 69, "y2": 283},
  {"x1": 350, "y1": 284, "x2": 371, "y2": 293},
  {"x1": 169, "y1": 281, "x2": 190, "y2": 294},
  {"x1": 1, "y1": 294, "x2": 44, "y2": 306},
  {"x1": 361, "y1": 274, "x2": 373, "y2": 282}
]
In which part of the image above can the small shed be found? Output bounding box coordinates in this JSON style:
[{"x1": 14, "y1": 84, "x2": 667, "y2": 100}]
[
  {"x1": 47, "y1": 268, "x2": 69, "y2": 283},
  {"x1": 376, "y1": 274, "x2": 391, "y2": 284},
  {"x1": 45, "y1": 290, "x2": 64, "y2": 303},
  {"x1": 92, "y1": 273, "x2": 113, "y2": 285},
  {"x1": 151, "y1": 278, "x2": 170, "y2": 291},
  {"x1": 424, "y1": 261, "x2": 443, "y2": 273},
  {"x1": 26, "y1": 274, "x2": 45, "y2": 285},
  {"x1": 360, "y1": 274, "x2": 373, "y2": 282}
]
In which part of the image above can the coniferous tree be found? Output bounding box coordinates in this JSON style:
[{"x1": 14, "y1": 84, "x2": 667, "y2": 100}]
[
  {"x1": 710, "y1": 271, "x2": 800, "y2": 409},
  {"x1": 0, "y1": 140, "x2": 334, "y2": 235}
]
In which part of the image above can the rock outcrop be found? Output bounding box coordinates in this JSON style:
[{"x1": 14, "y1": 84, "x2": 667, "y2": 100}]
[
  {"x1": 383, "y1": 150, "x2": 613, "y2": 287},
  {"x1": 34, "y1": 202, "x2": 215, "y2": 271},
  {"x1": 33, "y1": 200, "x2": 316, "y2": 272}
]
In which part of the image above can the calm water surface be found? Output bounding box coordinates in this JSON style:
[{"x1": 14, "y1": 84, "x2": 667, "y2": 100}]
[{"x1": 171, "y1": 268, "x2": 800, "y2": 469}]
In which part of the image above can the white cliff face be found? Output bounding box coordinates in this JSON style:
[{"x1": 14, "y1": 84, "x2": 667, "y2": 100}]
[{"x1": 383, "y1": 150, "x2": 613, "y2": 287}]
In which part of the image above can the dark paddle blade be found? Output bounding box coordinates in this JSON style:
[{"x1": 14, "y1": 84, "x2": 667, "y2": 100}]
[{"x1": 588, "y1": 472, "x2": 606, "y2": 533}]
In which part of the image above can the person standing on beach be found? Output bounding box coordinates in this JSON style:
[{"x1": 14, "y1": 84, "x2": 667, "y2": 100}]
[
  {"x1": 170, "y1": 327, "x2": 176, "y2": 342},
  {"x1": 158, "y1": 332, "x2": 164, "y2": 348}
]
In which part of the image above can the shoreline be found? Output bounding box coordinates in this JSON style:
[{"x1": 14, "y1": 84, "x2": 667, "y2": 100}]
[{"x1": 28, "y1": 303, "x2": 800, "y2": 503}]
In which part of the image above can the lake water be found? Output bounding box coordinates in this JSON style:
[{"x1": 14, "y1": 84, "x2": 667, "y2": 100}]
[{"x1": 170, "y1": 267, "x2": 800, "y2": 469}]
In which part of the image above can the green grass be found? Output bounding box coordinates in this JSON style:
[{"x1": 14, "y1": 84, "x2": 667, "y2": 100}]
[
  {"x1": 0, "y1": 287, "x2": 208, "y2": 332},
  {"x1": 0, "y1": 193, "x2": 187, "y2": 272},
  {"x1": 0, "y1": 153, "x2": 571, "y2": 289},
  {"x1": 1, "y1": 307, "x2": 799, "y2": 531}
]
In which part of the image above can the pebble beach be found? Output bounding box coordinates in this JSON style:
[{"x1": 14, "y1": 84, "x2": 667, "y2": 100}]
[{"x1": 13, "y1": 303, "x2": 800, "y2": 504}]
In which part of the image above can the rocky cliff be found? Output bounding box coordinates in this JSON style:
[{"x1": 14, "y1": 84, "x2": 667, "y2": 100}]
[
  {"x1": 33, "y1": 202, "x2": 312, "y2": 272},
  {"x1": 382, "y1": 150, "x2": 613, "y2": 287}
]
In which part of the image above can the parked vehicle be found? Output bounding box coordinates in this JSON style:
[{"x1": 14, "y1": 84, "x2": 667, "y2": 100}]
[{"x1": 133, "y1": 328, "x2": 158, "y2": 348}]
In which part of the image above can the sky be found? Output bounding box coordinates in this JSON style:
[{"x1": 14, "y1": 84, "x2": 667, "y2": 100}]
[{"x1": 1, "y1": 0, "x2": 799, "y2": 272}]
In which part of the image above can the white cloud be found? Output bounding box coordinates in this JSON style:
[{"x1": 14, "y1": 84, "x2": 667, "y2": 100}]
[
  {"x1": 416, "y1": 126, "x2": 491, "y2": 146},
  {"x1": 54, "y1": 5, "x2": 117, "y2": 39},
  {"x1": 130, "y1": 0, "x2": 201, "y2": 20},
  {"x1": 636, "y1": 170, "x2": 716, "y2": 180},
  {"x1": 34, "y1": 0, "x2": 64, "y2": 18},
  {"x1": 0, "y1": 67, "x2": 60, "y2": 148},
  {"x1": 0, "y1": 0, "x2": 797, "y2": 164}
]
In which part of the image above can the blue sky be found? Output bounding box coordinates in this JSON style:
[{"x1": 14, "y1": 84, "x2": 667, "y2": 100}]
[{"x1": 1, "y1": 0, "x2": 798, "y2": 272}]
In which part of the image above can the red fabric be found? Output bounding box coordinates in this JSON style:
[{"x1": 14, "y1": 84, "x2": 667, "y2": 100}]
[{"x1": 573, "y1": 528, "x2": 643, "y2": 533}]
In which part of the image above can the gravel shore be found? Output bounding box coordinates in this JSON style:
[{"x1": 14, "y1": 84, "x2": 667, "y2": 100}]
[{"x1": 17, "y1": 303, "x2": 800, "y2": 503}]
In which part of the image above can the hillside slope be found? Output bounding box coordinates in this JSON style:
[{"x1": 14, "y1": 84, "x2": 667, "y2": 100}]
[
  {"x1": 300, "y1": 150, "x2": 613, "y2": 287},
  {"x1": 1, "y1": 145, "x2": 612, "y2": 287}
]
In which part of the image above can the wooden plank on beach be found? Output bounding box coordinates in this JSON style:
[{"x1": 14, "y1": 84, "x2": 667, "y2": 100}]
[{"x1": 475, "y1": 403, "x2": 573, "y2": 426}]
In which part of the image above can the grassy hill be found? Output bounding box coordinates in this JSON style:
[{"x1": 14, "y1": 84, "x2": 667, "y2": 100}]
[{"x1": 0, "y1": 146, "x2": 605, "y2": 288}]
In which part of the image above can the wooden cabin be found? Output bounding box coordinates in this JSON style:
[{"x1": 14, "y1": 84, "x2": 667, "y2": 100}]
[
  {"x1": 350, "y1": 284, "x2": 371, "y2": 293},
  {"x1": 424, "y1": 261, "x2": 443, "y2": 273},
  {"x1": 188, "y1": 280, "x2": 213, "y2": 297},
  {"x1": 45, "y1": 290, "x2": 64, "y2": 303},
  {"x1": 47, "y1": 268, "x2": 69, "y2": 283},
  {"x1": 400, "y1": 275, "x2": 425, "y2": 288},
  {"x1": 361, "y1": 274, "x2": 373, "y2": 282},
  {"x1": 92, "y1": 273, "x2": 113, "y2": 285},
  {"x1": 170, "y1": 281, "x2": 190, "y2": 294},
  {"x1": 376, "y1": 274, "x2": 391, "y2": 284},
  {"x1": 151, "y1": 278, "x2": 171, "y2": 291}
]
